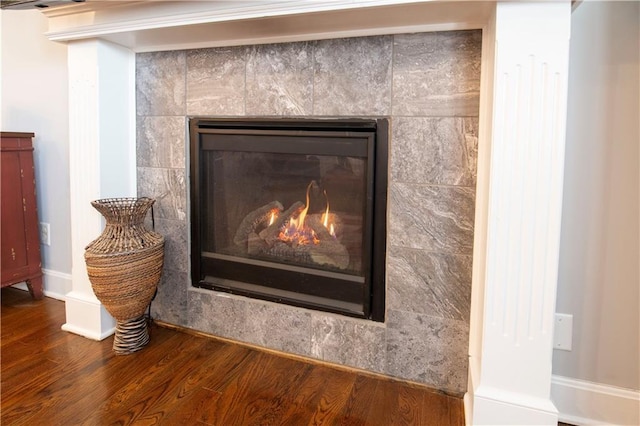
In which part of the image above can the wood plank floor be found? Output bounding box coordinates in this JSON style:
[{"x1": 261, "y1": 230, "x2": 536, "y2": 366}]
[{"x1": 1, "y1": 287, "x2": 465, "y2": 425}]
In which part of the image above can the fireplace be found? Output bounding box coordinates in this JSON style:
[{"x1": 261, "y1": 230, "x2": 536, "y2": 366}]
[
  {"x1": 52, "y1": 0, "x2": 572, "y2": 421},
  {"x1": 190, "y1": 118, "x2": 388, "y2": 321}
]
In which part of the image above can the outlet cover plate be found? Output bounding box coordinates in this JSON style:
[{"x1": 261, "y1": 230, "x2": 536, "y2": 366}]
[
  {"x1": 554, "y1": 313, "x2": 573, "y2": 351},
  {"x1": 39, "y1": 222, "x2": 51, "y2": 246}
]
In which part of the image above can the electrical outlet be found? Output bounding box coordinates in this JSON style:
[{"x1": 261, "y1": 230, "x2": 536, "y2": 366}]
[
  {"x1": 554, "y1": 313, "x2": 573, "y2": 351},
  {"x1": 39, "y1": 222, "x2": 51, "y2": 246}
]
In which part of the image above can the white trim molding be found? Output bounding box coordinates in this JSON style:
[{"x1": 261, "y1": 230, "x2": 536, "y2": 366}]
[
  {"x1": 466, "y1": 2, "x2": 571, "y2": 424},
  {"x1": 62, "y1": 290, "x2": 115, "y2": 341},
  {"x1": 42, "y1": 268, "x2": 72, "y2": 300},
  {"x1": 12, "y1": 268, "x2": 72, "y2": 301},
  {"x1": 552, "y1": 375, "x2": 640, "y2": 426},
  {"x1": 44, "y1": 0, "x2": 492, "y2": 52},
  {"x1": 63, "y1": 38, "x2": 136, "y2": 340}
]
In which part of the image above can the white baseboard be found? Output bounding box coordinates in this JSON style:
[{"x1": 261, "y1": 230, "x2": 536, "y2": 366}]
[
  {"x1": 8, "y1": 270, "x2": 115, "y2": 341},
  {"x1": 465, "y1": 358, "x2": 558, "y2": 425},
  {"x1": 11, "y1": 269, "x2": 71, "y2": 300},
  {"x1": 42, "y1": 268, "x2": 72, "y2": 300},
  {"x1": 551, "y1": 375, "x2": 640, "y2": 426},
  {"x1": 62, "y1": 290, "x2": 115, "y2": 340}
]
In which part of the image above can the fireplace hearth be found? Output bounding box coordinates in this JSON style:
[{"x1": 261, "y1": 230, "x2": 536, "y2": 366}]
[{"x1": 190, "y1": 118, "x2": 388, "y2": 321}]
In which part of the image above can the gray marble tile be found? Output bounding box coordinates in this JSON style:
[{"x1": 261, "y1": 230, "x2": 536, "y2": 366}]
[
  {"x1": 313, "y1": 36, "x2": 392, "y2": 116},
  {"x1": 244, "y1": 301, "x2": 311, "y2": 357},
  {"x1": 187, "y1": 290, "x2": 248, "y2": 341},
  {"x1": 137, "y1": 167, "x2": 187, "y2": 221},
  {"x1": 246, "y1": 42, "x2": 313, "y2": 116},
  {"x1": 311, "y1": 314, "x2": 386, "y2": 373},
  {"x1": 136, "y1": 51, "x2": 186, "y2": 116},
  {"x1": 186, "y1": 47, "x2": 246, "y2": 116},
  {"x1": 152, "y1": 218, "x2": 188, "y2": 274},
  {"x1": 391, "y1": 117, "x2": 478, "y2": 186},
  {"x1": 134, "y1": 33, "x2": 481, "y2": 395},
  {"x1": 137, "y1": 116, "x2": 186, "y2": 169},
  {"x1": 151, "y1": 269, "x2": 188, "y2": 327},
  {"x1": 386, "y1": 310, "x2": 469, "y2": 395},
  {"x1": 393, "y1": 31, "x2": 482, "y2": 117},
  {"x1": 387, "y1": 247, "x2": 472, "y2": 322},
  {"x1": 388, "y1": 183, "x2": 475, "y2": 254}
]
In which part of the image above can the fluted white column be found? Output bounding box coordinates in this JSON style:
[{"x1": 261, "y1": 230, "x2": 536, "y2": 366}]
[
  {"x1": 62, "y1": 39, "x2": 136, "y2": 340},
  {"x1": 466, "y1": 2, "x2": 571, "y2": 424}
]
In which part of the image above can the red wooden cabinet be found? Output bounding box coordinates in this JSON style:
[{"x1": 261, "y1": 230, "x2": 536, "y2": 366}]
[{"x1": 1, "y1": 132, "x2": 43, "y2": 299}]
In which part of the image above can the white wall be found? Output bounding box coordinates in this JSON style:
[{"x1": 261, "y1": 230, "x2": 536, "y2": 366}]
[
  {"x1": 554, "y1": 0, "x2": 639, "y2": 392},
  {"x1": 1, "y1": 9, "x2": 72, "y2": 297}
]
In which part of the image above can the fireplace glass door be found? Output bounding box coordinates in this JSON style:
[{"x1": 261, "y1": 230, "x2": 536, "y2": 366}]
[{"x1": 190, "y1": 119, "x2": 387, "y2": 321}]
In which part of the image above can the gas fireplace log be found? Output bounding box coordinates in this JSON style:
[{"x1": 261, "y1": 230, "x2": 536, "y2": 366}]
[
  {"x1": 305, "y1": 215, "x2": 350, "y2": 269},
  {"x1": 266, "y1": 240, "x2": 348, "y2": 270},
  {"x1": 310, "y1": 240, "x2": 350, "y2": 270},
  {"x1": 268, "y1": 241, "x2": 313, "y2": 263},
  {"x1": 247, "y1": 232, "x2": 268, "y2": 256},
  {"x1": 259, "y1": 201, "x2": 304, "y2": 246},
  {"x1": 306, "y1": 213, "x2": 344, "y2": 242},
  {"x1": 233, "y1": 201, "x2": 284, "y2": 248},
  {"x1": 306, "y1": 215, "x2": 333, "y2": 240}
]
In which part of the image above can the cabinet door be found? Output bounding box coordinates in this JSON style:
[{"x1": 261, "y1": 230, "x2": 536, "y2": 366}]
[{"x1": 1, "y1": 150, "x2": 29, "y2": 276}]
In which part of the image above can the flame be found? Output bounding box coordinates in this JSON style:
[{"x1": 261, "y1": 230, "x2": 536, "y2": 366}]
[
  {"x1": 321, "y1": 190, "x2": 330, "y2": 228},
  {"x1": 279, "y1": 182, "x2": 316, "y2": 245},
  {"x1": 321, "y1": 189, "x2": 337, "y2": 238},
  {"x1": 294, "y1": 181, "x2": 313, "y2": 231},
  {"x1": 268, "y1": 211, "x2": 276, "y2": 226},
  {"x1": 278, "y1": 182, "x2": 337, "y2": 245}
]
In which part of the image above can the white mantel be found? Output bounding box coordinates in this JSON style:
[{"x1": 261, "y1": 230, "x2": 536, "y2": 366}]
[
  {"x1": 45, "y1": 1, "x2": 572, "y2": 424},
  {"x1": 44, "y1": 0, "x2": 494, "y2": 51}
]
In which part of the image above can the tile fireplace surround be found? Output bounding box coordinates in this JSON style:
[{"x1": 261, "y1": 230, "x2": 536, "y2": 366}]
[
  {"x1": 137, "y1": 30, "x2": 481, "y2": 396},
  {"x1": 50, "y1": 2, "x2": 571, "y2": 424}
]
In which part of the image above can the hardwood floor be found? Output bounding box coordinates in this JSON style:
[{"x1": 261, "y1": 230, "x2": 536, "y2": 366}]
[{"x1": 1, "y1": 287, "x2": 464, "y2": 425}]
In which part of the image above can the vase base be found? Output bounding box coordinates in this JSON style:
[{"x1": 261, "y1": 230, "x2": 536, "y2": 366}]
[{"x1": 113, "y1": 315, "x2": 149, "y2": 355}]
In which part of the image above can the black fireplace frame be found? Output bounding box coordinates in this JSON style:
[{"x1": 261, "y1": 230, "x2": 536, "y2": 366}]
[{"x1": 189, "y1": 117, "x2": 388, "y2": 321}]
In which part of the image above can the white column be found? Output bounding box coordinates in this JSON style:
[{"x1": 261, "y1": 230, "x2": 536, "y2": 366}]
[
  {"x1": 62, "y1": 39, "x2": 136, "y2": 340},
  {"x1": 466, "y1": 2, "x2": 571, "y2": 425}
]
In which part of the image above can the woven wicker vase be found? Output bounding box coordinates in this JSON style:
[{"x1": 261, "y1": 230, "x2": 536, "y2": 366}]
[{"x1": 84, "y1": 197, "x2": 164, "y2": 355}]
